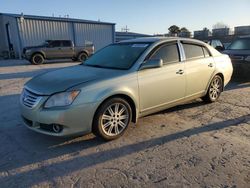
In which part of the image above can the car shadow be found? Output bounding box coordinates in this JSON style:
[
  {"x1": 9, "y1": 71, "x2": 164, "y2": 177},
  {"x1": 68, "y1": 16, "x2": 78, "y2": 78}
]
[
  {"x1": 0, "y1": 114, "x2": 249, "y2": 187},
  {"x1": 225, "y1": 80, "x2": 250, "y2": 91}
]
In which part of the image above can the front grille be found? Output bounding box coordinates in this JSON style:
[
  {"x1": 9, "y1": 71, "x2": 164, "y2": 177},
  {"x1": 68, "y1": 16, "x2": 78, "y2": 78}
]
[
  {"x1": 40, "y1": 124, "x2": 54, "y2": 132},
  {"x1": 230, "y1": 55, "x2": 245, "y2": 61},
  {"x1": 21, "y1": 89, "x2": 42, "y2": 109}
]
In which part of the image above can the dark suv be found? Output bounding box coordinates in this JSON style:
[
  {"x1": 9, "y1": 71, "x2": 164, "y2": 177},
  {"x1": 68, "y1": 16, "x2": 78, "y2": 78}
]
[
  {"x1": 23, "y1": 40, "x2": 94, "y2": 65},
  {"x1": 223, "y1": 36, "x2": 250, "y2": 79}
]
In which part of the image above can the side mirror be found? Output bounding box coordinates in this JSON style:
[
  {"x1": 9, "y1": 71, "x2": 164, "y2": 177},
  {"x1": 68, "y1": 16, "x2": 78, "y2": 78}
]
[
  {"x1": 140, "y1": 59, "x2": 163, "y2": 70},
  {"x1": 215, "y1": 45, "x2": 225, "y2": 52}
]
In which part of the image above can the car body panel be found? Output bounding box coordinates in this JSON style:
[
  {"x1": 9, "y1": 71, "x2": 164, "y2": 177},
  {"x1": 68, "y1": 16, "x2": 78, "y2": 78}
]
[
  {"x1": 184, "y1": 57, "x2": 215, "y2": 97},
  {"x1": 138, "y1": 62, "x2": 185, "y2": 113}
]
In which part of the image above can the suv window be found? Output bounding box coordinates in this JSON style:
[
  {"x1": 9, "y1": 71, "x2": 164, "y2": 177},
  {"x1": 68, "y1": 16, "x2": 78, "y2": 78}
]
[
  {"x1": 149, "y1": 43, "x2": 180, "y2": 64},
  {"x1": 183, "y1": 43, "x2": 204, "y2": 60},
  {"x1": 62, "y1": 40, "x2": 72, "y2": 47},
  {"x1": 211, "y1": 40, "x2": 223, "y2": 48},
  {"x1": 49, "y1": 41, "x2": 61, "y2": 48},
  {"x1": 227, "y1": 38, "x2": 250, "y2": 50}
]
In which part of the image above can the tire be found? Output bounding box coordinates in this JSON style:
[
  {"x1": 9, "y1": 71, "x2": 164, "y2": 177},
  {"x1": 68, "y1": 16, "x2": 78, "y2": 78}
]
[
  {"x1": 202, "y1": 75, "x2": 223, "y2": 103},
  {"x1": 30, "y1": 53, "x2": 44, "y2": 65},
  {"x1": 93, "y1": 98, "x2": 132, "y2": 141},
  {"x1": 78, "y1": 52, "x2": 88, "y2": 62}
]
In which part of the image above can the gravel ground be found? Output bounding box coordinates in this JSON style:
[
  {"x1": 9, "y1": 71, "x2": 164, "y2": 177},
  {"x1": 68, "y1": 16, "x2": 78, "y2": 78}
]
[{"x1": 0, "y1": 60, "x2": 249, "y2": 188}]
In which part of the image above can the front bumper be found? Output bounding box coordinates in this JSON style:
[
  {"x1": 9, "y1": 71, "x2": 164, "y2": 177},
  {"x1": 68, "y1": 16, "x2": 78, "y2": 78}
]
[{"x1": 20, "y1": 97, "x2": 98, "y2": 137}]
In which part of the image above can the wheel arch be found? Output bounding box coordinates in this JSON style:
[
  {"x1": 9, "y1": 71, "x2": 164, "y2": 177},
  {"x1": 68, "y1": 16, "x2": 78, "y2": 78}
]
[
  {"x1": 205, "y1": 72, "x2": 225, "y2": 94},
  {"x1": 31, "y1": 51, "x2": 46, "y2": 59},
  {"x1": 93, "y1": 93, "x2": 138, "y2": 125},
  {"x1": 77, "y1": 50, "x2": 89, "y2": 58}
]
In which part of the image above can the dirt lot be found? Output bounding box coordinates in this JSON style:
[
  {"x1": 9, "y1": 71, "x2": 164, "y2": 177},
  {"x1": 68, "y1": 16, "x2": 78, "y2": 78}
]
[{"x1": 0, "y1": 60, "x2": 249, "y2": 188}]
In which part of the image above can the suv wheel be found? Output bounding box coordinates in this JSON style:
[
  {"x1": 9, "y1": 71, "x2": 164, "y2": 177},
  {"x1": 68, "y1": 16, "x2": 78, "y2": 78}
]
[
  {"x1": 93, "y1": 98, "x2": 132, "y2": 141},
  {"x1": 78, "y1": 52, "x2": 88, "y2": 62},
  {"x1": 31, "y1": 53, "x2": 44, "y2": 65}
]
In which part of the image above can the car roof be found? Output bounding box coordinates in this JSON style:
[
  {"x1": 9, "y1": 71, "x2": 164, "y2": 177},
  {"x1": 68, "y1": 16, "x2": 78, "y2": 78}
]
[{"x1": 118, "y1": 37, "x2": 206, "y2": 45}]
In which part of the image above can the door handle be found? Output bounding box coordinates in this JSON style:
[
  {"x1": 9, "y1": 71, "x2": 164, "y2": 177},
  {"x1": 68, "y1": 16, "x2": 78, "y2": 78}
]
[
  {"x1": 176, "y1": 69, "x2": 184, "y2": 74},
  {"x1": 208, "y1": 63, "x2": 213, "y2": 67}
]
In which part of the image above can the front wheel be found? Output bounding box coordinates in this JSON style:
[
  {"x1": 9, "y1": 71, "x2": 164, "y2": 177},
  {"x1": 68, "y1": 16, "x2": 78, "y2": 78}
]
[
  {"x1": 93, "y1": 98, "x2": 132, "y2": 141},
  {"x1": 202, "y1": 75, "x2": 223, "y2": 103}
]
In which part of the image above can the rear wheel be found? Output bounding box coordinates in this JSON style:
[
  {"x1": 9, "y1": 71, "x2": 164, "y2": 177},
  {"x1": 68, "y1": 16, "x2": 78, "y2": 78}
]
[
  {"x1": 93, "y1": 98, "x2": 132, "y2": 141},
  {"x1": 202, "y1": 75, "x2": 223, "y2": 103},
  {"x1": 30, "y1": 53, "x2": 44, "y2": 65},
  {"x1": 78, "y1": 52, "x2": 88, "y2": 62}
]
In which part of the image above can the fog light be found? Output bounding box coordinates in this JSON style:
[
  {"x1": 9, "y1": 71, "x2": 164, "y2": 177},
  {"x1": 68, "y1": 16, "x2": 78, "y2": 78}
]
[{"x1": 52, "y1": 124, "x2": 63, "y2": 133}]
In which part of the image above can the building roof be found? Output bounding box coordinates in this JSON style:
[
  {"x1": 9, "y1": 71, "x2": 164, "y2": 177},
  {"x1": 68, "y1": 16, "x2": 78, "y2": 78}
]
[
  {"x1": 0, "y1": 12, "x2": 115, "y2": 25},
  {"x1": 116, "y1": 31, "x2": 151, "y2": 37}
]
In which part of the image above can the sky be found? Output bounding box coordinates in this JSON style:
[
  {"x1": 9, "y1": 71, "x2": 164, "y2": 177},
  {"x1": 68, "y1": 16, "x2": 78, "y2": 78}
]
[{"x1": 0, "y1": 0, "x2": 250, "y2": 35}]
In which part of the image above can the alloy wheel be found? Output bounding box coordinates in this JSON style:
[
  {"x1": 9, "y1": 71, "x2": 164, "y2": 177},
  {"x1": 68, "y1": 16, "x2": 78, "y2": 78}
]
[
  {"x1": 101, "y1": 102, "x2": 129, "y2": 136},
  {"x1": 209, "y1": 76, "x2": 222, "y2": 100}
]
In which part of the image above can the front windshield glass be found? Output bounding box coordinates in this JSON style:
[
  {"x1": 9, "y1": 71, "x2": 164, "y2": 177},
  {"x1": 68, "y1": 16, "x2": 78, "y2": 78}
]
[
  {"x1": 227, "y1": 38, "x2": 250, "y2": 50},
  {"x1": 84, "y1": 43, "x2": 150, "y2": 70}
]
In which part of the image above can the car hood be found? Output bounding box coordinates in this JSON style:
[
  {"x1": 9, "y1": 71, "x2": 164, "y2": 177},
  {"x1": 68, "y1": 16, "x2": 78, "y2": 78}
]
[
  {"x1": 24, "y1": 45, "x2": 45, "y2": 50},
  {"x1": 25, "y1": 65, "x2": 124, "y2": 95},
  {"x1": 223, "y1": 49, "x2": 250, "y2": 55}
]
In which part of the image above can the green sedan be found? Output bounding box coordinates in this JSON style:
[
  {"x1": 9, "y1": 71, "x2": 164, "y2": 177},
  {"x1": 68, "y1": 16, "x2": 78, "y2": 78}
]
[{"x1": 20, "y1": 37, "x2": 233, "y2": 140}]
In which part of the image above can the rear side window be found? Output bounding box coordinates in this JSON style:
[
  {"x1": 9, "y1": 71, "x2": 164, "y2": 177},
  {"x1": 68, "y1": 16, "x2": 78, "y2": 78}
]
[
  {"x1": 149, "y1": 43, "x2": 180, "y2": 64},
  {"x1": 183, "y1": 43, "x2": 204, "y2": 60},
  {"x1": 49, "y1": 41, "x2": 61, "y2": 47},
  {"x1": 62, "y1": 41, "x2": 71, "y2": 47}
]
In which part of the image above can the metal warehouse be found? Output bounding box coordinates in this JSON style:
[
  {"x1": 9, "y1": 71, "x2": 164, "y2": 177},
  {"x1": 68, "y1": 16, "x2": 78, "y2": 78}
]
[{"x1": 0, "y1": 13, "x2": 115, "y2": 59}]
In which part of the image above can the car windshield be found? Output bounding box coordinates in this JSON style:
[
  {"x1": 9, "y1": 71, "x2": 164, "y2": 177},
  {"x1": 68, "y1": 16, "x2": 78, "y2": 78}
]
[
  {"x1": 227, "y1": 38, "x2": 250, "y2": 50},
  {"x1": 83, "y1": 43, "x2": 150, "y2": 70}
]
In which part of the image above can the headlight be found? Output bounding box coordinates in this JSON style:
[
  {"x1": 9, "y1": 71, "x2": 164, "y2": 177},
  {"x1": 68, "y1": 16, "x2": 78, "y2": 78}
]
[
  {"x1": 44, "y1": 90, "x2": 80, "y2": 108},
  {"x1": 25, "y1": 49, "x2": 31, "y2": 54}
]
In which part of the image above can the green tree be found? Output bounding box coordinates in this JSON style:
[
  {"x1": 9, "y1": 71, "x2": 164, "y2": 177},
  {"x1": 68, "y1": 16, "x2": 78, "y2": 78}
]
[
  {"x1": 168, "y1": 25, "x2": 180, "y2": 35},
  {"x1": 180, "y1": 27, "x2": 189, "y2": 33}
]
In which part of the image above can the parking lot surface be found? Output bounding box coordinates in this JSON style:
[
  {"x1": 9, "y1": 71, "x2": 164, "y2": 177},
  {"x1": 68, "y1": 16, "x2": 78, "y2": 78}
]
[{"x1": 0, "y1": 60, "x2": 249, "y2": 187}]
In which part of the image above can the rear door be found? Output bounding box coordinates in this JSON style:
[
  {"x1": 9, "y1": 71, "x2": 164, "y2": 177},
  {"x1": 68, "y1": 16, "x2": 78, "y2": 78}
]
[
  {"x1": 138, "y1": 42, "x2": 186, "y2": 114},
  {"x1": 181, "y1": 42, "x2": 215, "y2": 97}
]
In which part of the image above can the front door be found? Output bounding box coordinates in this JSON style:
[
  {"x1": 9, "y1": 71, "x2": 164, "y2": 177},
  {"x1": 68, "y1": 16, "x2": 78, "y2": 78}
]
[
  {"x1": 45, "y1": 40, "x2": 63, "y2": 59},
  {"x1": 138, "y1": 42, "x2": 186, "y2": 114}
]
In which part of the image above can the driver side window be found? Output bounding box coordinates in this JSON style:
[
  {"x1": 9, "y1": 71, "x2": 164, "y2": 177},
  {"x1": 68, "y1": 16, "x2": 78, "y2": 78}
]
[{"x1": 149, "y1": 43, "x2": 180, "y2": 65}]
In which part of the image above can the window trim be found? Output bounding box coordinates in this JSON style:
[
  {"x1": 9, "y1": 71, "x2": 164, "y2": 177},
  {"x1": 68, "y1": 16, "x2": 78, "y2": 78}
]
[
  {"x1": 202, "y1": 46, "x2": 212, "y2": 58},
  {"x1": 145, "y1": 41, "x2": 181, "y2": 65},
  {"x1": 181, "y1": 41, "x2": 212, "y2": 61}
]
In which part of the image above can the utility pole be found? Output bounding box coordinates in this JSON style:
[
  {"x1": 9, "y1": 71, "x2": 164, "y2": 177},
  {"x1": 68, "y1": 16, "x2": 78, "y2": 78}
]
[{"x1": 121, "y1": 25, "x2": 130, "y2": 33}]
